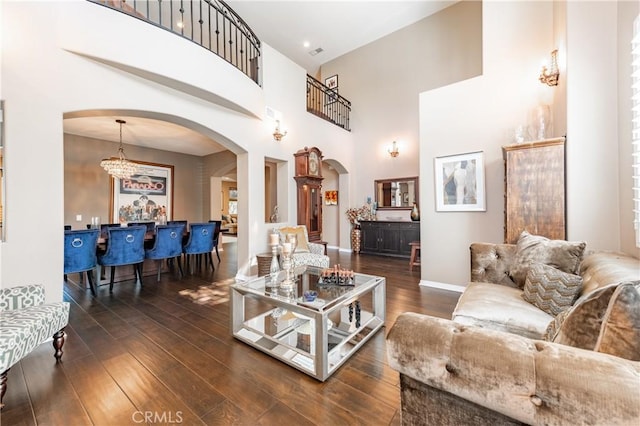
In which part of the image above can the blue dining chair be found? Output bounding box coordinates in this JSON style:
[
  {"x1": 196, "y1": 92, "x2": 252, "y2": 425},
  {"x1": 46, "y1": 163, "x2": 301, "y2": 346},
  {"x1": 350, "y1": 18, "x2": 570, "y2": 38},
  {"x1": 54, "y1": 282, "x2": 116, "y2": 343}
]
[
  {"x1": 145, "y1": 224, "x2": 185, "y2": 281},
  {"x1": 64, "y1": 229, "x2": 99, "y2": 296},
  {"x1": 208, "y1": 220, "x2": 223, "y2": 262},
  {"x1": 183, "y1": 222, "x2": 216, "y2": 273},
  {"x1": 98, "y1": 226, "x2": 146, "y2": 292}
]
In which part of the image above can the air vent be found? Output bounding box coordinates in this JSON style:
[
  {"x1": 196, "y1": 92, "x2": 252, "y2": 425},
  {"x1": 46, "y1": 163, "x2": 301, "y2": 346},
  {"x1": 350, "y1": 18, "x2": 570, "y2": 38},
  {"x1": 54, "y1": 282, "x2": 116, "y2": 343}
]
[{"x1": 308, "y1": 47, "x2": 324, "y2": 56}]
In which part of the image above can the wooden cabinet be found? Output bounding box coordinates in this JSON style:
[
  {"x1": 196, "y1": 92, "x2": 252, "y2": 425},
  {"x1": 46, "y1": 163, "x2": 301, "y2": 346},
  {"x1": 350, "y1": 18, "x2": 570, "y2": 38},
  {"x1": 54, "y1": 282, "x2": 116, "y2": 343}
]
[
  {"x1": 360, "y1": 220, "x2": 420, "y2": 258},
  {"x1": 294, "y1": 147, "x2": 324, "y2": 242},
  {"x1": 503, "y1": 137, "x2": 566, "y2": 244}
]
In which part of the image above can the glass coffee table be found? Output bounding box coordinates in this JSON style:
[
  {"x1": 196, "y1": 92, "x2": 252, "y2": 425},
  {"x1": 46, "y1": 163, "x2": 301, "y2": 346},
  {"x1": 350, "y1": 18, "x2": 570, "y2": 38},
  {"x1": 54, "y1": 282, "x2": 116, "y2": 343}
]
[{"x1": 231, "y1": 265, "x2": 386, "y2": 381}]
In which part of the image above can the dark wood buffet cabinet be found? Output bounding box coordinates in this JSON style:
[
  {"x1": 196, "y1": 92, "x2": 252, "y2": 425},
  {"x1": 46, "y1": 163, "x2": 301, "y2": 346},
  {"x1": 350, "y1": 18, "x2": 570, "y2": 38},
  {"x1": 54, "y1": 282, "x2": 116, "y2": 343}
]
[{"x1": 360, "y1": 220, "x2": 420, "y2": 258}]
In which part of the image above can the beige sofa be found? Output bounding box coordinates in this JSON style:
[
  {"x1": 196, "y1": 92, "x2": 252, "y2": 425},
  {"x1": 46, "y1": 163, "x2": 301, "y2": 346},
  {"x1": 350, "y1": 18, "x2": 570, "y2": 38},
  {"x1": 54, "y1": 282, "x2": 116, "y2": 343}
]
[{"x1": 387, "y1": 238, "x2": 640, "y2": 425}]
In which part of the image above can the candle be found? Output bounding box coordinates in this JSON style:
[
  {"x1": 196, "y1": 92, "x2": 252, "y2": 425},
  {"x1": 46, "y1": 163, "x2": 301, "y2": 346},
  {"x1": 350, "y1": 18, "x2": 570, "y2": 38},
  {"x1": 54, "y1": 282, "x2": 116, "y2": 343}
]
[
  {"x1": 282, "y1": 242, "x2": 292, "y2": 255},
  {"x1": 269, "y1": 233, "x2": 279, "y2": 246}
]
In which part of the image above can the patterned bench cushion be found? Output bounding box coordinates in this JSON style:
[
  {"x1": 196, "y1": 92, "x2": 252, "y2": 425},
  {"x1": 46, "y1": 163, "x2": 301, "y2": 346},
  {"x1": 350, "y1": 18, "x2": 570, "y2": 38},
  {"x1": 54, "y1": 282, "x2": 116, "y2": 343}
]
[
  {"x1": 0, "y1": 284, "x2": 46, "y2": 311},
  {"x1": 0, "y1": 302, "x2": 70, "y2": 372}
]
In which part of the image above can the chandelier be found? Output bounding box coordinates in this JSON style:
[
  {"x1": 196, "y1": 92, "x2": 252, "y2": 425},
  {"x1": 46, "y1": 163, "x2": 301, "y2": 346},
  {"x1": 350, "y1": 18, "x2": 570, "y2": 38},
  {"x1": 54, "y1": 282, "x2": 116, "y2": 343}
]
[{"x1": 100, "y1": 119, "x2": 139, "y2": 179}]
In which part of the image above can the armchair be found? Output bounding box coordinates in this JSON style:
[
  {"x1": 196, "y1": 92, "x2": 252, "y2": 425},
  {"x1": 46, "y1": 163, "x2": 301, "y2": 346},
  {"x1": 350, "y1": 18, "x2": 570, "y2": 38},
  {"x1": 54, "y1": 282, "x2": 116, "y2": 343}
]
[{"x1": 278, "y1": 225, "x2": 329, "y2": 269}]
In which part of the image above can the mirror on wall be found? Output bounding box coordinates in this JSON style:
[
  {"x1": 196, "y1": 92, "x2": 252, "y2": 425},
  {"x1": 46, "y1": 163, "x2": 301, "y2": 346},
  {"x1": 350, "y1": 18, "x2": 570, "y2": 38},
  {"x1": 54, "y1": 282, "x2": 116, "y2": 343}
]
[{"x1": 375, "y1": 176, "x2": 418, "y2": 209}]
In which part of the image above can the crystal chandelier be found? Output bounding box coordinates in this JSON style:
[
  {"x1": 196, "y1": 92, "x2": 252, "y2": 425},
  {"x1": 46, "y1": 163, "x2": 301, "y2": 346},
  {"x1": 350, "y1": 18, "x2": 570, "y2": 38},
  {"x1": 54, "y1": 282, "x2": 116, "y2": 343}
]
[{"x1": 100, "y1": 119, "x2": 139, "y2": 179}]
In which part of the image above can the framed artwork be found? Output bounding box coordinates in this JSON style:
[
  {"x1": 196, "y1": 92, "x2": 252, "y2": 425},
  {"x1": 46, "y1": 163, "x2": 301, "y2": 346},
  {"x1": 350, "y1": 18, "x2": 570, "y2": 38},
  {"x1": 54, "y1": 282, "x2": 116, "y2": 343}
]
[
  {"x1": 324, "y1": 74, "x2": 338, "y2": 90},
  {"x1": 229, "y1": 188, "x2": 238, "y2": 200},
  {"x1": 110, "y1": 161, "x2": 174, "y2": 223},
  {"x1": 434, "y1": 151, "x2": 485, "y2": 212},
  {"x1": 324, "y1": 190, "x2": 338, "y2": 205}
]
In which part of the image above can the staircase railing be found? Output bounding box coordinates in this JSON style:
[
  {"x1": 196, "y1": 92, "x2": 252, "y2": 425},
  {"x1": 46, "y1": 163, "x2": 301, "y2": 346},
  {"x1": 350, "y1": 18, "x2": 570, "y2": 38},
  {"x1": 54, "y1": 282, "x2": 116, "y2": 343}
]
[
  {"x1": 88, "y1": 0, "x2": 261, "y2": 85},
  {"x1": 306, "y1": 75, "x2": 351, "y2": 131}
]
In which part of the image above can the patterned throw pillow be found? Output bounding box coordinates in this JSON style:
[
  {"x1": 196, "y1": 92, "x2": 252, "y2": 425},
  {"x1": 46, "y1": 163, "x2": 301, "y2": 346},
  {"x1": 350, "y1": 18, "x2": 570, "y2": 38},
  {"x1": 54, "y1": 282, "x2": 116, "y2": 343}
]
[
  {"x1": 594, "y1": 281, "x2": 640, "y2": 361},
  {"x1": 522, "y1": 263, "x2": 583, "y2": 316},
  {"x1": 509, "y1": 231, "x2": 586, "y2": 289}
]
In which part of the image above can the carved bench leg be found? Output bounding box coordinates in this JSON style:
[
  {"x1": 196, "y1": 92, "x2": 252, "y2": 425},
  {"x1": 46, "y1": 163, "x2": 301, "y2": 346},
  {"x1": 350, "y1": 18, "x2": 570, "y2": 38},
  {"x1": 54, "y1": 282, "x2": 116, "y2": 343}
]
[
  {"x1": 0, "y1": 369, "x2": 8, "y2": 409},
  {"x1": 53, "y1": 329, "x2": 66, "y2": 361}
]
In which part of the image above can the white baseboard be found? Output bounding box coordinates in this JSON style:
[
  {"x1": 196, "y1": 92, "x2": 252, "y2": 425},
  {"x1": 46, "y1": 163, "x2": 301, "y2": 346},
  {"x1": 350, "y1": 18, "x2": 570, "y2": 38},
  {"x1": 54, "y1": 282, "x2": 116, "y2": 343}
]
[{"x1": 419, "y1": 280, "x2": 465, "y2": 293}]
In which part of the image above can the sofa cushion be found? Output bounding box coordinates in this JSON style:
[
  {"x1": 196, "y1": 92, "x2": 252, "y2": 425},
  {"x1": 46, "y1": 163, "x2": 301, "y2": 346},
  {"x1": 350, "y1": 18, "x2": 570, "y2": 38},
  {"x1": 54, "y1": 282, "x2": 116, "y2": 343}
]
[
  {"x1": 279, "y1": 226, "x2": 310, "y2": 253},
  {"x1": 594, "y1": 281, "x2": 640, "y2": 361},
  {"x1": 551, "y1": 283, "x2": 619, "y2": 350},
  {"x1": 522, "y1": 263, "x2": 583, "y2": 316},
  {"x1": 452, "y1": 281, "x2": 553, "y2": 339},
  {"x1": 509, "y1": 231, "x2": 586, "y2": 289}
]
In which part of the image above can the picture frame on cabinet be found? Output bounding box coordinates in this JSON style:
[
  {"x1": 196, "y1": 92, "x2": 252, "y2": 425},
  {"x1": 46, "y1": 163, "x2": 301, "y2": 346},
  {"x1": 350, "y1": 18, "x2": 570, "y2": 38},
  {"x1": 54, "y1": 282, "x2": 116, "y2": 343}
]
[{"x1": 434, "y1": 151, "x2": 485, "y2": 212}]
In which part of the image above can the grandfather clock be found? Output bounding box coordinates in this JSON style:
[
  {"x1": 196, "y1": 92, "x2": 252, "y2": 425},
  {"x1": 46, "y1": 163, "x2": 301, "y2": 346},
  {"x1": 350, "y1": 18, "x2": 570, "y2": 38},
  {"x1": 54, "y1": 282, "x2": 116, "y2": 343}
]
[{"x1": 294, "y1": 147, "x2": 324, "y2": 242}]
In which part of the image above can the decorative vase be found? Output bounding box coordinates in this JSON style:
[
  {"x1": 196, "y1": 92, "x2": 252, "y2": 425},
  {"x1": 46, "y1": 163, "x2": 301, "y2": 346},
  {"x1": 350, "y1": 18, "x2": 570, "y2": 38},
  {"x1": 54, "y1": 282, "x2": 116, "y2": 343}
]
[
  {"x1": 350, "y1": 224, "x2": 361, "y2": 253},
  {"x1": 411, "y1": 203, "x2": 420, "y2": 221}
]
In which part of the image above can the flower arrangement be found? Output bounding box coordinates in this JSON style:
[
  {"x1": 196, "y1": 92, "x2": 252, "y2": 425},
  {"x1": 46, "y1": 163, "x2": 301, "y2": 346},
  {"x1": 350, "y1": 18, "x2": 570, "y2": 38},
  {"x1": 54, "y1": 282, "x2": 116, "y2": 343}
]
[{"x1": 345, "y1": 204, "x2": 375, "y2": 226}]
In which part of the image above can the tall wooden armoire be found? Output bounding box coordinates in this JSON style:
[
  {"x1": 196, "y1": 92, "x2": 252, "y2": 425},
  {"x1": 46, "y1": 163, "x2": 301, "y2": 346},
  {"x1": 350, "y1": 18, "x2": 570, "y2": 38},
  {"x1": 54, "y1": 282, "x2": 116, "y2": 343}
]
[
  {"x1": 503, "y1": 137, "x2": 566, "y2": 244},
  {"x1": 294, "y1": 147, "x2": 324, "y2": 242}
]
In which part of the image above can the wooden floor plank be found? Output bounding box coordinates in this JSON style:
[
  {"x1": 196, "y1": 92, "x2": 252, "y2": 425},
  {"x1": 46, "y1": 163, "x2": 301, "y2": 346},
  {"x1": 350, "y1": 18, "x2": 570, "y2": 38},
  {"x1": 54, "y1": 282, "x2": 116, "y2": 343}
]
[{"x1": 0, "y1": 245, "x2": 460, "y2": 425}]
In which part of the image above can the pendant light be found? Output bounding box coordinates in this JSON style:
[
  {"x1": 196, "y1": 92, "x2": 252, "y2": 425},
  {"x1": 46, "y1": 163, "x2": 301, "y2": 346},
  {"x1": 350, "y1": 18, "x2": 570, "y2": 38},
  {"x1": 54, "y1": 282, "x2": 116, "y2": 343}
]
[{"x1": 100, "y1": 119, "x2": 139, "y2": 179}]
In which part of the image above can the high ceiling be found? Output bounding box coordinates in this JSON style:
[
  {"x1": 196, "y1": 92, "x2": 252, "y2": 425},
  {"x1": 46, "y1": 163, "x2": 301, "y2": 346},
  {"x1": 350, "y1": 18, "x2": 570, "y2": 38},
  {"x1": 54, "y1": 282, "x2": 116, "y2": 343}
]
[{"x1": 64, "y1": 1, "x2": 455, "y2": 155}]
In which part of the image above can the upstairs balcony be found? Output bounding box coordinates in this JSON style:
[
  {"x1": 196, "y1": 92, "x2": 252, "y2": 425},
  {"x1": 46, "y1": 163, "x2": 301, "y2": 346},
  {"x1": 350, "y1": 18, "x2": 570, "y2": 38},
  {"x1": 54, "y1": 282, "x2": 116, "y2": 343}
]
[
  {"x1": 90, "y1": 0, "x2": 261, "y2": 85},
  {"x1": 306, "y1": 75, "x2": 352, "y2": 131},
  {"x1": 89, "y1": 1, "x2": 351, "y2": 130}
]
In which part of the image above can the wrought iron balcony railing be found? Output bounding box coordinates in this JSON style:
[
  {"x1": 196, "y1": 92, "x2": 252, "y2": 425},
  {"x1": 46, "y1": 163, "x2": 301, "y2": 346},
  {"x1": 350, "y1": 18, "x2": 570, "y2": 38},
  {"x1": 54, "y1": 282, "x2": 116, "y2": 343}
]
[
  {"x1": 89, "y1": 0, "x2": 261, "y2": 85},
  {"x1": 306, "y1": 75, "x2": 351, "y2": 131}
]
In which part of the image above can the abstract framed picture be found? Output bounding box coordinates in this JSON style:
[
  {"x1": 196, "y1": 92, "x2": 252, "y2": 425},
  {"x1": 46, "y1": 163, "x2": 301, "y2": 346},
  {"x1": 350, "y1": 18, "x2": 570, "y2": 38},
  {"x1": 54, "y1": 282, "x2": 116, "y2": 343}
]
[
  {"x1": 110, "y1": 161, "x2": 174, "y2": 223},
  {"x1": 434, "y1": 151, "x2": 485, "y2": 212},
  {"x1": 324, "y1": 190, "x2": 338, "y2": 205},
  {"x1": 324, "y1": 74, "x2": 338, "y2": 90}
]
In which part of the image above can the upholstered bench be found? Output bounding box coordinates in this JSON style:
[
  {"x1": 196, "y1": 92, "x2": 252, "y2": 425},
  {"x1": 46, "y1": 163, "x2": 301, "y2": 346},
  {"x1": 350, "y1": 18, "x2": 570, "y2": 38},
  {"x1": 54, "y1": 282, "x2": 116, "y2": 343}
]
[{"x1": 0, "y1": 285, "x2": 70, "y2": 408}]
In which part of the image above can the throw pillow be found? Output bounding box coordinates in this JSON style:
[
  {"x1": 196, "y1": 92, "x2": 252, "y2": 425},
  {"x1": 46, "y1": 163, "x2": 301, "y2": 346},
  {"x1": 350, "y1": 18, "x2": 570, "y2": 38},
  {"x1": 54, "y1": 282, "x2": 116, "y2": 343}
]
[
  {"x1": 509, "y1": 231, "x2": 586, "y2": 289},
  {"x1": 551, "y1": 283, "x2": 619, "y2": 350},
  {"x1": 522, "y1": 263, "x2": 583, "y2": 316},
  {"x1": 594, "y1": 281, "x2": 640, "y2": 361},
  {"x1": 278, "y1": 226, "x2": 310, "y2": 253}
]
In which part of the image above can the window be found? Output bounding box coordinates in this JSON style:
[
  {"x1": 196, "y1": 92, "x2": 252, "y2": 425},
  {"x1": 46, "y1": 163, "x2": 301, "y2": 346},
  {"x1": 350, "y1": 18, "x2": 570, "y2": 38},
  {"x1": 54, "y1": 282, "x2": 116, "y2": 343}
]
[{"x1": 633, "y1": 15, "x2": 640, "y2": 247}]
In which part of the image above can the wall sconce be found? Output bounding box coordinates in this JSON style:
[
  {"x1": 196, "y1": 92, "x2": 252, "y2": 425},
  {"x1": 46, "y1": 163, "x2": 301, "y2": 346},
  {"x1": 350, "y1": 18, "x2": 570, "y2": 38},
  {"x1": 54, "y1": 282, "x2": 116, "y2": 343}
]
[
  {"x1": 539, "y1": 49, "x2": 559, "y2": 86},
  {"x1": 388, "y1": 141, "x2": 399, "y2": 158},
  {"x1": 273, "y1": 120, "x2": 287, "y2": 141}
]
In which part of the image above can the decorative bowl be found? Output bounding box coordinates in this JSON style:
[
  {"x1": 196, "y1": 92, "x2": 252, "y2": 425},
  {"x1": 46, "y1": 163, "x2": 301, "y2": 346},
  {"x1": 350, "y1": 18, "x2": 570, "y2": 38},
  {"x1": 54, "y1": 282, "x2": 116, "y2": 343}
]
[{"x1": 303, "y1": 290, "x2": 318, "y2": 302}]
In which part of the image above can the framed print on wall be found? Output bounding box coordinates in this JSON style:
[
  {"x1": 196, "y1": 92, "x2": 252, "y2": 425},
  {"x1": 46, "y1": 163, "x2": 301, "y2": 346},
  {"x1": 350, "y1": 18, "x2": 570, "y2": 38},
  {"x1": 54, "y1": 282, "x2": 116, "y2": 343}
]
[
  {"x1": 434, "y1": 151, "x2": 485, "y2": 212},
  {"x1": 324, "y1": 74, "x2": 338, "y2": 91},
  {"x1": 110, "y1": 161, "x2": 174, "y2": 223},
  {"x1": 324, "y1": 190, "x2": 338, "y2": 205}
]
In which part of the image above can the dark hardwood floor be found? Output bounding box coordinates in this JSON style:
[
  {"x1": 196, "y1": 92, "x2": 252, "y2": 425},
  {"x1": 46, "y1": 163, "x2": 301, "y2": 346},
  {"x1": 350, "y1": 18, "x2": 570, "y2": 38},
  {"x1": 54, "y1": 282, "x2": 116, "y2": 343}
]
[{"x1": 1, "y1": 242, "x2": 461, "y2": 425}]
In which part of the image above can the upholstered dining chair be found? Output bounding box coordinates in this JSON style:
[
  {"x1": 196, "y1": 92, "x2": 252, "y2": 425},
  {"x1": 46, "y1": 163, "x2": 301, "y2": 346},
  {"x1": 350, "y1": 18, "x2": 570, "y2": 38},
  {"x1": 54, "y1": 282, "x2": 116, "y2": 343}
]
[
  {"x1": 183, "y1": 222, "x2": 216, "y2": 273},
  {"x1": 64, "y1": 229, "x2": 99, "y2": 296},
  {"x1": 144, "y1": 224, "x2": 185, "y2": 281},
  {"x1": 98, "y1": 225, "x2": 146, "y2": 292},
  {"x1": 208, "y1": 219, "x2": 223, "y2": 262}
]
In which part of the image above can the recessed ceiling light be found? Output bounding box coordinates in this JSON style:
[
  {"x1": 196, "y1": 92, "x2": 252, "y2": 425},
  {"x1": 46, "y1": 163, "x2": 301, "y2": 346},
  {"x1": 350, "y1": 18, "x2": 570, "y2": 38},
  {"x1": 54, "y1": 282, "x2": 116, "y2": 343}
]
[
  {"x1": 303, "y1": 41, "x2": 310, "y2": 48},
  {"x1": 308, "y1": 47, "x2": 323, "y2": 56}
]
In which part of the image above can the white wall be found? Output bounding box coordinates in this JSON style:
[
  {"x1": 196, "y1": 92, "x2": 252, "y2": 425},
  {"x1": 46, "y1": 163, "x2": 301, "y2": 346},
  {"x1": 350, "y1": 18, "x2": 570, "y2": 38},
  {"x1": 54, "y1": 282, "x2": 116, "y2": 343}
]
[
  {"x1": 420, "y1": 1, "x2": 556, "y2": 286},
  {"x1": 0, "y1": 1, "x2": 354, "y2": 299},
  {"x1": 320, "y1": 1, "x2": 483, "y2": 210},
  {"x1": 565, "y1": 1, "x2": 619, "y2": 250}
]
